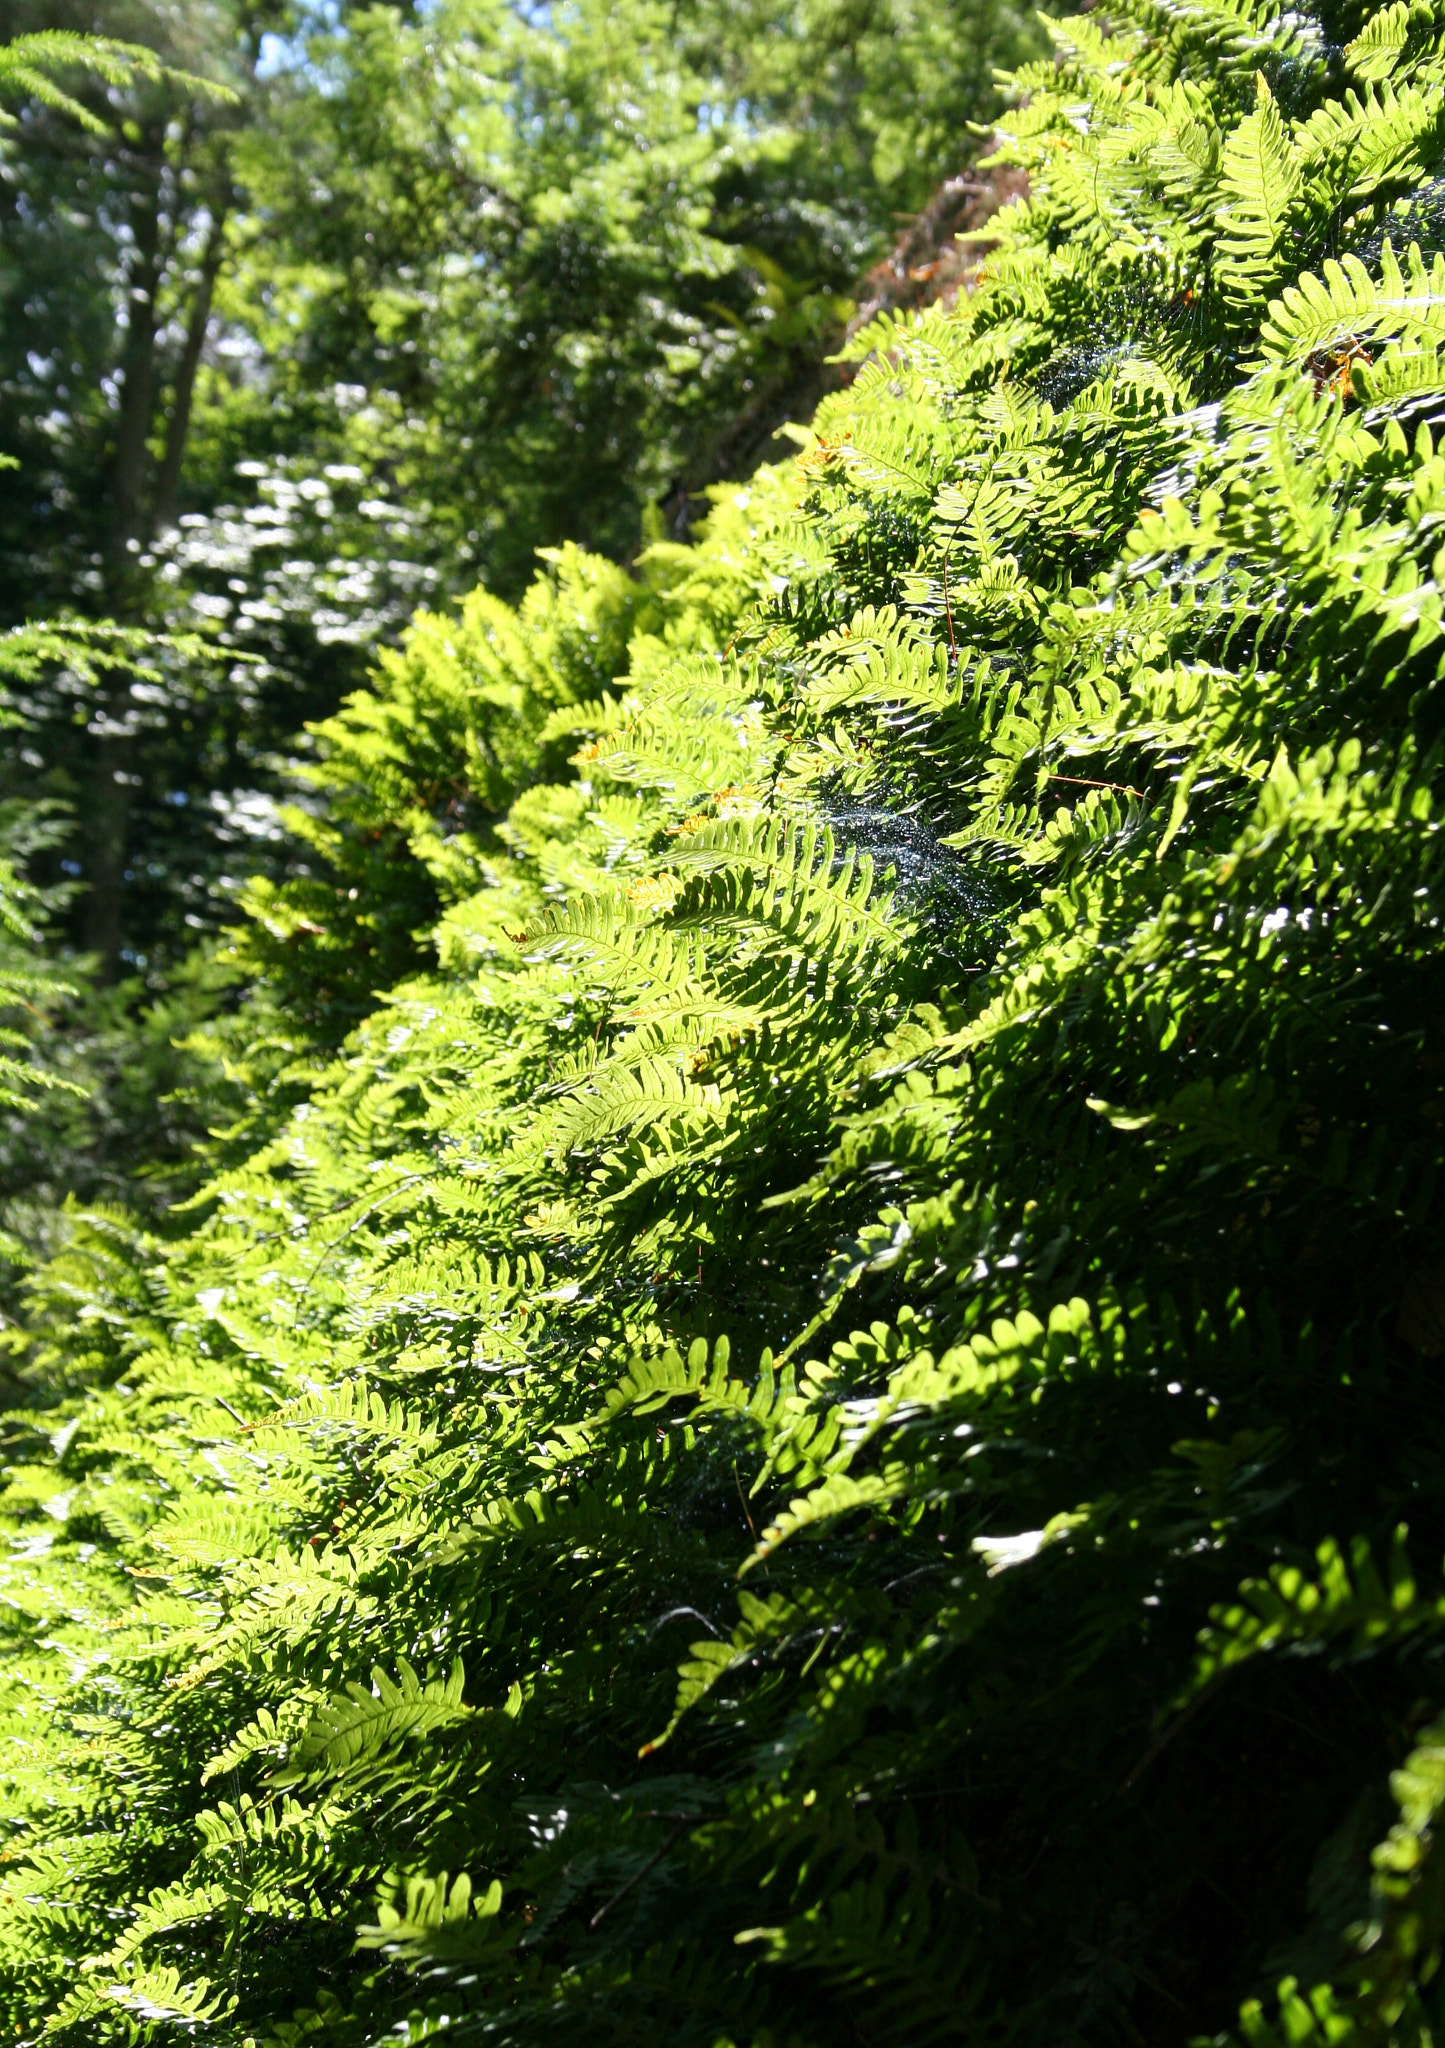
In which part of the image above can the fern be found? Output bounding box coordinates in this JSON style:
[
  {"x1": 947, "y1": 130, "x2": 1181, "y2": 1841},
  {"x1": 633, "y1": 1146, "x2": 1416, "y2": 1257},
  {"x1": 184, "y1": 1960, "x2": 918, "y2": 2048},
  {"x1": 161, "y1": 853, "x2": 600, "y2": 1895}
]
[
  {"x1": 7, "y1": 0, "x2": 1445, "y2": 2039},
  {"x1": 0, "y1": 30, "x2": 234, "y2": 131}
]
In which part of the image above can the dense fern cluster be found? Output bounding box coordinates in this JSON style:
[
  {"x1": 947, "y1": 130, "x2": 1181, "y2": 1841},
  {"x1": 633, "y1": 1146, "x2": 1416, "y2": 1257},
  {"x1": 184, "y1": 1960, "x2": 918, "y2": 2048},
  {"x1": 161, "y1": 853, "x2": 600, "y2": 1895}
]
[{"x1": 6, "y1": 0, "x2": 1445, "y2": 2038}]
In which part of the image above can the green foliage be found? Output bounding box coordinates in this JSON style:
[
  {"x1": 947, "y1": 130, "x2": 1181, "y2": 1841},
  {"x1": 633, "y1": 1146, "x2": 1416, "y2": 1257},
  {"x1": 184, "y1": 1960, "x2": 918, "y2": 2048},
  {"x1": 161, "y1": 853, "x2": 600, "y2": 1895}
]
[
  {"x1": 0, "y1": 624, "x2": 273, "y2": 1282},
  {"x1": 209, "y1": 0, "x2": 1037, "y2": 597},
  {"x1": 0, "y1": 27, "x2": 233, "y2": 130},
  {"x1": 0, "y1": 0, "x2": 1040, "y2": 978},
  {"x1": 0, "y1": 628, "x2": 147, "y2": 1113},
  {"x1": 11, "y1": 0, "x2": 1445, "y2": 2041}
]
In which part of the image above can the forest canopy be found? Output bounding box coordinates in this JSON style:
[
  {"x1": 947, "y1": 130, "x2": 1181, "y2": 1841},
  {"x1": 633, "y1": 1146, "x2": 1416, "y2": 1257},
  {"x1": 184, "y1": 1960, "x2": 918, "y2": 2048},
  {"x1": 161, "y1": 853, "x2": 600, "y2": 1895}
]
[{"x1": 3, "y1": 0, "x2": 1445, "y2": 2044}]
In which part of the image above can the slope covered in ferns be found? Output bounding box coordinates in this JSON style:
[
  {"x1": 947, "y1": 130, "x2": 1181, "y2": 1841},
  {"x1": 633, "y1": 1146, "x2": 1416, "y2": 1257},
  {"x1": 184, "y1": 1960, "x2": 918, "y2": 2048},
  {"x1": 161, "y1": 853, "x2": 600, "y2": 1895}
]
[{"x1": 5, "y1": 0, "x2": 1445, "y2": 2039}]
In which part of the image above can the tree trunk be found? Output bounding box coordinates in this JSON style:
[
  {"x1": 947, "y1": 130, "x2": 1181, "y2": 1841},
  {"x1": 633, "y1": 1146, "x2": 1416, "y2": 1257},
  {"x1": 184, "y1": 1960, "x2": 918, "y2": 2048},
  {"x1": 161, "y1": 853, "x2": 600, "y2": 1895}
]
[
  {"x1": 104, "y1": 135, "x2": 165, "y2": 601},
  {"x1": 88, "y1": 136, "x2": 165, "y2": 974},
  {"x1": 81, "y1": 733, "x2": 137, "y2": 973},
  {"x1": 151, "y1": 192, "x2": 231, "y2": 535},
  {"x1": 85, "y1": 185, "x2": 233, "y2": 974}
]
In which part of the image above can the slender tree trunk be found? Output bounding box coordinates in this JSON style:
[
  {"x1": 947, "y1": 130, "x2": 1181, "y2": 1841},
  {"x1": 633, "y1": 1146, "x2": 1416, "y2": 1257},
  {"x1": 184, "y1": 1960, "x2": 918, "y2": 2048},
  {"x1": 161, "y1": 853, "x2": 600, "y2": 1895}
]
[
  {"x1": 104, "y1": 138, "x2": 165, "y2": 600},
  {"x1": 81, "y1": 733, "x2": 137, "y2": 973},
  {"x1": 88, "y1": 137, "x2": 165, "y2": 974},
  {"x1": 152, "y1": 192, "x2": 230, "y2": 535},
  {"x1": 87, "y1": 186, "x2": 232, "y2": 974}
]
